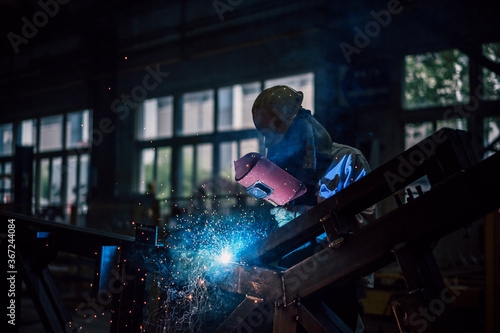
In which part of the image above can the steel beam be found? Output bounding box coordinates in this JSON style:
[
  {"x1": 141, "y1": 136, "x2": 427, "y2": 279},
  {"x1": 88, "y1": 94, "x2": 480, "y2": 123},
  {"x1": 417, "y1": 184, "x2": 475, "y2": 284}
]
[
  {"x1": 282, "y1": 151, "x2": 500, "y2": 301},
  {"x1": 18, "y1": 247, "x2": 73, "y2": 332},
  {"x1": 1, "y1": 211, "x2": 134, "y2": 258},
  {"x1": 273, "y1": 303, "x2": 299, "y2": 333},
  {"x1": 215, "y1": 296, "x2": 270, "y2": 333},
  {"x1": 215, "y1": 264, "x2": 283, "y2": 302},
  {"x1": 241, "y1": 128, "x2": 478, "y2": 264},
  {"x1": 296, "y1": 303, "x2": 333, "y2": 333},
  {"x1": 218, "y1": 151, "x2": 500, "y2": 306}
]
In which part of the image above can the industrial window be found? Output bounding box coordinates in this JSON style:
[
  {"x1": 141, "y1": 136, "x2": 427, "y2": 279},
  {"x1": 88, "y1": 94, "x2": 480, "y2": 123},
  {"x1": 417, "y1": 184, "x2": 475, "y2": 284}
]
[
  {"x1": 66, "y1": 110, "x2": 91, "y2": 148},
  {"x1": 0, "y1": 161, "x2": 12, "y2": 203},
  {"x1": 137, "y1": 96, "x2": 174, "y2": 140},
  {"x1": 17, "y1": 110, "x2": 92, "y2": 224},
  {"x1": 404, "y1": 49, "x2": 470, "y2": 110},
  {"x1": 403, "y1": 49, "x2": 471, "y2": 195},
  {"x1": 482, "y1": 42, "x2": 500, "y2": 101},
  {"x1": 403, "y1": 45, "x2": 500, "y2": 196},
  {"x1": 20, "y1": 119, "x2": 37, "y2": 148},
  {"x1": 65, "y1": 154, "x2": 90, "y2": 216},
  {"x1": 404, "y1": 119, "x2": 468, "y2": 150},
  {"x1": 0, "y1": 123, "x2": 13, "y2": 157},
  {"x1": 181, "y1": 90, "x2": 214, "y2": 136},
  {"x1": 219, "y1": 139, "x2": 259, "y2": 179},
  {"x1": 180, "y1": 144, "x2": 213, "y2": 198},
  {"x1": 218, "y1": 82, "x2": 260, "y2": 132},
  {"x1": 138, "y1": 147, "x2": 174, "y2": 197},
  {"x1": 0, "y1": 123, "x2": 14, "y2": 203},
  {"x1": 40, "y1": 115, "x2": 64, "y2": 152},
  {"x1": 155, "y1": 147, "x2": 172, "y2": 198},
  {"x1": 484, "y1": 116, "x2": 500, "y2": 158},
  {"x1": 139, "y1": 148, "x2": 155, "y2": 194},
  {"x1": 136, "y1": 72, "x2": 314, "y2": 219}
]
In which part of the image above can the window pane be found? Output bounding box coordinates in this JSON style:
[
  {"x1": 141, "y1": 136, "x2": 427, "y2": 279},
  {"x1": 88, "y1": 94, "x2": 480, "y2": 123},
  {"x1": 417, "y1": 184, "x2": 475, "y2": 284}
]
[
  {"x1": 484, "y1": 116, "x2": 500, "y2": 158},
  {"x1": 2, "y1": 162, "x2": 12, "y2": 203},
  {"x1": 4, "y1": 162, "x2": 11, "y2": 176},
  {"x1": 405, "y1": 122, "x2": 434, "y2": 149},
  {"x1": 181, "y1": 90, "x2": 214, "y2": 135},
  {"x1": 219, "y1": 141, "x2": 238, "y2": 180},
  {"x1": 158, "y1": 97, "x2": 173, "y2": 138},
  {"x1": 405, "y1": 119, "x2": 467, "y2": 150},
  {"x1": 196, "y1": 144, "x2": 213, "y2": 187},
  {"x1": 265, "y1": 73, "x2": 315, "y2": 113},
  {"x1": 5, "y1": 163, "x2": 11, "y2": 189},
  {"x1": 138, "y1": 99, "x2": 157, "y2": 139},
  {"x1": 239, "y1": 138, "x2": 260, "y2": 157},
  {"x1": 40, "y1": 115, "x2": 63, "y2": 152},
  {"x1": 0, "y1": 165, "x2": 3, "y2": 201},
  {"x1": 218, "y1": 83, "x2": 260, "y2": 131},
  {"x1": 0, "y1": 164, "x2": 3, "y2": 197},
  {"x1": 32, "y1": 160, "x2": 36, "y2": 213},
  {"x1": 156, "y1": 147, "x2": 172, "y2": 198},
  {"x1": 51, "y1": 157, "x2": 62, "y2": 205},
  {"x1": 138, "y1": 97, "x2": 173, "y2": 140},
  {"x1": 40, "y1": 158, "x2": 50, "y2": 207},
  {"x1": 66, "y1": 156, "x2": 78, "y2": 207},
  {"x1": 139, "y1": 149, "x2": 155, "y2": 193},
  {"x1": 0, "y1": 123, "x2": 13, "y2": 157},
  {"x1": 482, "y1": 43, "x2": 500, "y2": 101},
  {"x1": 66, "y1": 110, "x2": 91, "y2": 149},
  {"x1": 404, "y1": 49, "x2": 469, "y2": 109},
  {"x1": 436, "y1": 118, "x2": 467, "y2": 131},
  {"x1": 217, "y1": 139, "x2": 259, "y2": 183},
  {"x1": 79, "y1": 154, "x2": 89, "y2": 211},
  {"x1": 181, "y1": 145, "x2": 194, "y2": 197},
  {"x1": 20, "y1": 119, "x2": 37, "y2": 148}
]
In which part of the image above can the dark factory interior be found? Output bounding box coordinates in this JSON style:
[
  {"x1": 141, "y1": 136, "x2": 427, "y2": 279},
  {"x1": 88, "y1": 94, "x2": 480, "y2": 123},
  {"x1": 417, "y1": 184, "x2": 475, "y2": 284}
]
[{"x1": 1, "y1": 0, "x2": 499, "y2": 332}]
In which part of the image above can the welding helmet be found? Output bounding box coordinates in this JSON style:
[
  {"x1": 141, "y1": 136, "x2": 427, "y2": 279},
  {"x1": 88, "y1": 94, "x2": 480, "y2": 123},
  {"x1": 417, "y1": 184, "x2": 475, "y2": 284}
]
[{"x1": 252, "y1": 85, "x2": 304, "y2": 147}]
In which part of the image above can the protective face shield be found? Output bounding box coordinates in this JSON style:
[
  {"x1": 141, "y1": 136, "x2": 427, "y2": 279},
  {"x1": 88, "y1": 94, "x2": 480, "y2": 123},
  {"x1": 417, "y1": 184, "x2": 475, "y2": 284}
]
[
  {"x1": 252, "y1": 85, "x2": 304, "y2": 147},
  {"x1": 234, "y1": 152, "x2": 307, "y2": 206}
]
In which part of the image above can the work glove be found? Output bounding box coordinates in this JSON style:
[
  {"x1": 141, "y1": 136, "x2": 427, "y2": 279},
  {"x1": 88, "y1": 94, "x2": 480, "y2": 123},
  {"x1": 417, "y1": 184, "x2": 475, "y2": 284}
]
[{"x1": 270, "y1": 207, "x2": 301, "y2": 227}]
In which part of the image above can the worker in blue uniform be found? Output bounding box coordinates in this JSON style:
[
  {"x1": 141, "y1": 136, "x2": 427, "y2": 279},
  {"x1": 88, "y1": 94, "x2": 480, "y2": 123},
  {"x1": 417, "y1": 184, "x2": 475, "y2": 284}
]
[{"x1": 251, "y1": 85, "x2": 375, "y2": 332}]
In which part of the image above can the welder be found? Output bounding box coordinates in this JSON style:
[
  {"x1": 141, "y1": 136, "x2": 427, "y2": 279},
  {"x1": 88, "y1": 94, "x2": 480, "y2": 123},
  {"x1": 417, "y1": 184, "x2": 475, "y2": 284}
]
[{"x1": 251, "y1": 85, "x2": 375, "y2": 332}]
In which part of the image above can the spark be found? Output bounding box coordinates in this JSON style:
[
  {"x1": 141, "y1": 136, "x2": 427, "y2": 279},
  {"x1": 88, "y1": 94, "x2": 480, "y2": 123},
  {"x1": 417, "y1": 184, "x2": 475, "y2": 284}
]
[
  {"x1": 218, "y1": 250, "x2": 233, "y2": 264},
  {"x1": 126, "y1": 205, "x2": 273, "y2": 332}
]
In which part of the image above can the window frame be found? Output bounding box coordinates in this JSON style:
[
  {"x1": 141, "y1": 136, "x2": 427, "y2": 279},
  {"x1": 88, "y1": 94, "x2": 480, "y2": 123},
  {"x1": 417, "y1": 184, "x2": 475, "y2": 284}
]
[
  {"x1": 0, "y1": 122, "x2": 14, "y2": 204},
  {"x1": 402, "y1": 44, "x2": 500, "y2": 159},
  {"x1": 17, "y1": 110, "x2": 92, "y2": 222}
]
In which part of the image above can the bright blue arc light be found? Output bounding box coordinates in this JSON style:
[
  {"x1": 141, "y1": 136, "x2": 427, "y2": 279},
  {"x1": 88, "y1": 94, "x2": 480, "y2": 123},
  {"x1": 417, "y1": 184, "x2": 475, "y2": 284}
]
[{"x1": 218, "y1": 250, "x2": 233, "y2": 264}]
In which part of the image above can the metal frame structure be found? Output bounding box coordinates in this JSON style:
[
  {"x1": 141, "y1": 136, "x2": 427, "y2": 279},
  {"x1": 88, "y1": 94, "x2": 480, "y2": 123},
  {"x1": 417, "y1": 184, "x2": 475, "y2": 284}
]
[
  {"x1": 3, "y1": 128, "x2": 500, "y2": 332},
  {"x1": 210, "y1": 128, "x2": 500, "y2": 333},
  {"x1": 2, "y1": 212, "x2": 134, "y2": 332}
]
